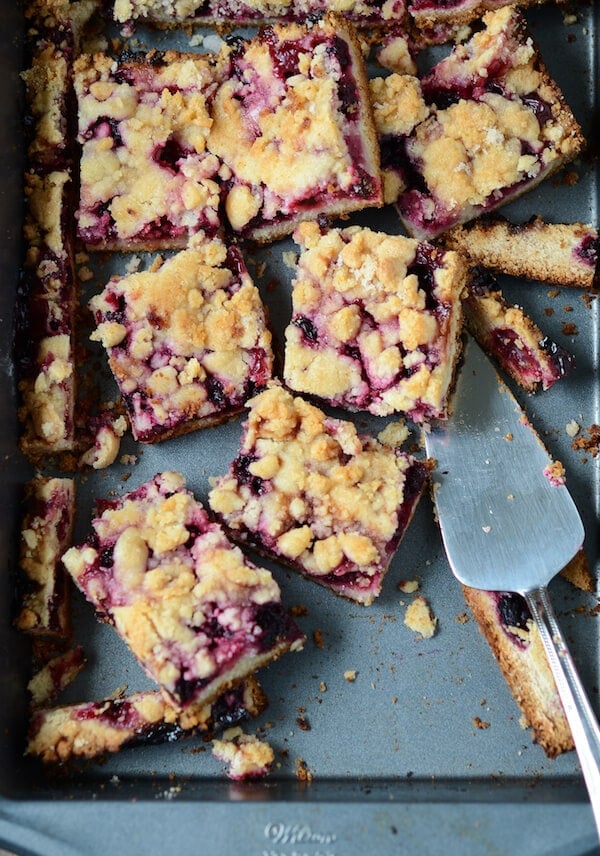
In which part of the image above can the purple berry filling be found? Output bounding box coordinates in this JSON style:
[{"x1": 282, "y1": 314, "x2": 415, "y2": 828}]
[
  {"x1": 494, "y1": 592, "x2": 531, "y2": 649},
  {"x1": 574, "y1": 234, "x2": 598, "y2": 268}
]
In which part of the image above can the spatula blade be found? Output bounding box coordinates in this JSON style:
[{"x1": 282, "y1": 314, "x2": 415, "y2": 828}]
[{"x1": 424, "y1": 337, "x2": 584, "y2": 593}]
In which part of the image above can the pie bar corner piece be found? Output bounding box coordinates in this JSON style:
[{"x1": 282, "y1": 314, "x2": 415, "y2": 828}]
[
  {"x1": 27, "y1": 676, "x2": 267, "y2": 762},
  {"x1": 74, "y1": 48, "x2": 225, "y2": 251},
  {"x1": 15, "y1": 476, "x2": 76, "y2": 639},
  {"x1": 442, "y1": 216, "x2": 599, "y2": 290},
  {"x1": 207, "y1": 14, "x2": 383, "y2": 243},
  {"x1": 465, "y1": 267, "x2": 574, "y2": 392},
  {"x1": 407, "y1": 0, "x2": 548, "y2": 34},
  {"x1": 208, "y1": 384, "x2": 430, "y2": 605},
  {"x1": 374, "y1": 7, "x2": 585, "y2": 240},
  {"x1": 62, "y1": 471, "x2": 304, "y2": 710},
  {"x1": 283, "y1": 222, "x2": 466, "y2": 421},
  {"x1": 88, "y1": 239, "x2": 274, "y2": 443},
  {"x1": 461, "y1": 585, "x2": 573, "y2": 759}
]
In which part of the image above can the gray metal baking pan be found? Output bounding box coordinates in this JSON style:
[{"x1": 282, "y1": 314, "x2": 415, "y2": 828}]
[{"x1": 0, "y1": 3, "x2": 598, "y2": 853}]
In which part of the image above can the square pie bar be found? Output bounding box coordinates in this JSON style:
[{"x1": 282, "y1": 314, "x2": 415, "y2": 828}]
[
  {"x1": 373, "y1": 7, "x2": 584, "y2": 239},
  {"x1": 88, "y1": 239, "x2": 274, "y2": 442},
  {"x1": 208, "y1": 385, "x2": 429, "y2": 604},
  {"x1": 62, "y1": 471, "x2": 304, "y2": 710},
  {"x1": 74, "y1": 49, "x2": 224, "y2": 250},
  {"x1": 206, "y1": 14, "x2": 382, "y2": 242},
  {"x1": 283, "y1": 222, "x2": 466, "y2": 420}
]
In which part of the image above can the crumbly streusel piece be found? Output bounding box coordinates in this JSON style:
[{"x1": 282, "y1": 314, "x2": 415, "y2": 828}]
[
  {"x1": 21, "y1": 45, "x2": 70, "y2": 169},
  {"x1": 283, "y1": 222, "x2": 466, "y2": 420},
  {"x1": 465, "y1": 268, "x2": 574, "y2": 393},
  {"x1": 209, "y1": 385, "x2": 429, "y2": 605},
  {"x1": 113, "y1": 0, "x2": 408, "y2": 27},
  {"x1": 375, "y1": 8, "x2": 585, "y2": 239},
  {"x1": 15, "y1": 477, "x2": 76, "y2": 638},
  {"x1": 28, "y1": 646, "x2": 86, "y2": 708},
  {"x1": 206, "y1": 15, "x2": 382, "y2": 242},
  {"x1": 74, "y1": 50, "x2": 225, "y2": 250},
  {"x1": 27, "y1": 677, "x2": 267, "y2": 762},
  {"x1": 443, "y1": 216, "x2": 599, "y2": 290},
  {"x1": 212, "y1": 726, "x2": 274, "y2": 780},
  {"x1": 462, "y1": 586, "x2": 572, "y2": 758},
  {"x1": 407, "y1": 0, "x2": 550, "y2": 34},
  {"x1": 62, "y1": 471, "x2": 304, "y2": 709},
  {"x1": 89, "y1": 240, "x2": 273, "y2": 443}
]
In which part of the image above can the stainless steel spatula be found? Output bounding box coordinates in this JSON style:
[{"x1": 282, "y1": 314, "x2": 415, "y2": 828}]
[{"x1": 424, "y1": 337, "x2": 600, "y2": 837}]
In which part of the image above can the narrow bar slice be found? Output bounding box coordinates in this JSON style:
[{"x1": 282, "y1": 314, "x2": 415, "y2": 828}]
[
  {"x1": 465, "y1": 268, "x2": 574, "y2": 392},
  {"x1": 89, "y1": 240, "x2": 273, "y2": 442},
  {"x1": 206, "y1": 14, "x2": 382, "y2": 242},
  {"x1": 15, "y1": 476, "x2": 76, "y2": 639},
  {"x1": 461, "y1": 586, "x2": 572, "y2": 758},
  {"x1": 442, "y1": 216, "x2": 599, "y2": 290},
  {"x1": 28, "y1": 646, "x2": 86, "y2": 708},
  {"x1": 62, "y1": 471, "x2": 304, "y2": 709},
  {"x1": 74, "y1": 50, "x2": 225, "y2": 250},
  {"x1": 283, "y1": 222, "x2": 466, "y2": 420},
  {"x1": 375, "y1": 8, "x2": 584, "y2": 239},
  {"x1": 209, "y1": 385, "x2": 429, "y2": 605},
  {"x1": 27, "y1": 677, "x2": 267, "y2": 762},
  {"x1": 113, "y1": 0, "x2": 409, "y2": 28}
]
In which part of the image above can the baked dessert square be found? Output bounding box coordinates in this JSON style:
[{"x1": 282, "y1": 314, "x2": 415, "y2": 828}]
[
  {"x1": 113, "y1": 0, "x2": 408, "y2": 28},
  {"x1": 465, "y1": 268, "x2": 574, "y2": 392},
  {"x1": 208, "y1": 384, "x2": 429, "y2": 604},
  {"x1": 88, "y1": 239, "x2": 274, "y2": 443},
  {"x1": 74, "y1": 49, "x2": 224, "y2": 250},
  {"x1": 27, "y1": 676, "x2": 267, "y2": 762},
  {"x1": 15, "y1": 476, "x2": 76, "y2": 638},
  {"x1": 62, "y1": 471, "x2": 304, "y2": 710},
  {"x1": 461, "y1": 585, "x2": 572, "y2": 758},
  {"x1": 442, "y1": 216, "x2": 599, "y2": 290},
  {"x1": 206, "y1": 14, "x2": 382, "y2": 242},
  {"x1": 407, "y1": 0, "x2": 549, "y2": 35},
  {"x1": 374, "y1": 8, "x2": 585, "y2": 240},
  {"x1": 283, "y1": 222, "x2": 466, "y2": 420}
]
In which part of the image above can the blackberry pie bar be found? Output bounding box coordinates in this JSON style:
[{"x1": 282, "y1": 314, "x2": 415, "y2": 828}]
[
  {"x1": 283, "y1": 222, "x2": 466, "y2": 420},
  {"x1": 74, "y1": 49, "x2": 224, "y2": 250},
  {"x1": 209, "y1": 384, "x2": 429, "y2": 604},
  {"x1": 374, "y1": 7, "x2": 584, "y2": 239},
  {"x1": 88, "y1": 239, "x2": 274, "y2": 442},
  {"x1": 206, "y1": 15, "x2": 382, "y2": 242},
  {"x1": 62, "y1": 471, "x2": 304, "y2": 710}
]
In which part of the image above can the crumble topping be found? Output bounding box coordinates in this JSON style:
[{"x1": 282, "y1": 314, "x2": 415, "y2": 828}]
[
  {"x1": 89, "y1": 239, "x2": 273, "y2": 442},
  {"x1": 63, "y1": 471, "x2": 303, "y2": 708},
  {"x1": 211, "y1": 727, "x2": 274, "y2": 780},
  {"x1": 209, "y1": 384, "x2": 428, "y2": 604},
  {"x1": 404, "y1": 595, "x2": 437, "y2": 637},
  {"x1": 283, "y1": 222, "x2": 466, "y2": 420},
  {"x1": 75, "y1": 51, "x2": 224, "y2": 248}
]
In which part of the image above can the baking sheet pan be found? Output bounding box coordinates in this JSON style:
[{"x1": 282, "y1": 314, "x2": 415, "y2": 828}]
[{"x1": 0, "y1": 2, "x2": 598, "y2": 853}]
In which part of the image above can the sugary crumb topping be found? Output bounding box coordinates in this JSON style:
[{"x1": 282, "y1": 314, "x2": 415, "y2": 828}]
[
  {"x1": 211, "y1": 726, "x2": 274, "y2": 780},
  {"x1": 75, "y1": 51, "x2": 223, "y2": 247},
  {"x1": 89, "y1": 240, "x2": 273, "y2": 441},
  {"x1": 62, "y1": 471, "x2": 301, "y2": 707},
  {"x1": 209, "y1": 384, "x2": 427, "y2": 603},
  {"x1": 404, "y1": 595, "x2": 437, "y2": 638},
  {"x1": 283, "y1": 222, "x2": 465, "y2": 419}
]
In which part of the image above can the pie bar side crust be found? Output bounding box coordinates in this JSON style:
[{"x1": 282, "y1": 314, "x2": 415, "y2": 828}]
[
  {"x1": 27, "y1": 676, "x2": 267, "y2": 762},
  {"x1": 62, "y1": 471, "x2": 304, "y2": 709},
  {"x1": 208, "y1": 384, "x2": 429, "y2": 604},
  {"x1": 462, "y1": 585, "x2": 573, "y2": 758},
  {"x1": 74, "y1": 50, "x2": 225, "y2": 251},
  {"x1": 89, "y1": 239, "x2": 274, "y2": 443},
  {"x1": 283, "y1": 222, "x2": 466, "y2": 420},
  {"x1": 442, "y1": 216, "x2": 599, "y2": 290},
  {"x1": 374, "y1": 8, "x2": 585, "y2": 239},
  {"x1": 206, "y1": 14, "x2": 383, "y2": 243}
]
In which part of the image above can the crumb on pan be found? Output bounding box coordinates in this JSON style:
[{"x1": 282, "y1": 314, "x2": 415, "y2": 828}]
[{"x1": 404, "y1": 596, "x2": 437, "y2": 638}]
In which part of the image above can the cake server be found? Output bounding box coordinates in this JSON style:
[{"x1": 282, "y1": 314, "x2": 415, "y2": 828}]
[{"x1": 423, "y1": 336, "x2": 600, "y2": 838}]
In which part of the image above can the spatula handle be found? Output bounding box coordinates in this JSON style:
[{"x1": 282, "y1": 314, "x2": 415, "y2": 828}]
[{"x1": 525, "y1": 587, "x2": 600, "y2": 841}]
